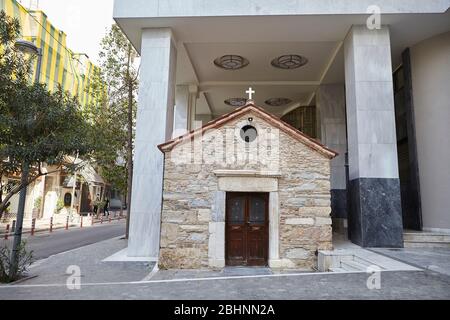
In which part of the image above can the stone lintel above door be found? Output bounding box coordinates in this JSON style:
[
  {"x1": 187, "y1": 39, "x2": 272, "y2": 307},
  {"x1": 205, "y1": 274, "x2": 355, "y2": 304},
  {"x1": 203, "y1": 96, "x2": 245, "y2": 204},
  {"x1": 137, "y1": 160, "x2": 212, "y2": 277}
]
[
  {"x1": 214, "y1": 170, "x2": 281, "y2": 193},
  {"x1": 214, "y1": 170, "x2": 282, "y2": 178}
]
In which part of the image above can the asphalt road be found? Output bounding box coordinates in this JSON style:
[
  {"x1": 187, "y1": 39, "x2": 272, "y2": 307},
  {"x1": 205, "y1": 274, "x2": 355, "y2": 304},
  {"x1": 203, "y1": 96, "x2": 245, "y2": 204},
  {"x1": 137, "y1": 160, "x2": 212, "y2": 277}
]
[{"x1": 0, "y1": 221, "x2": 126, "y2": 260}]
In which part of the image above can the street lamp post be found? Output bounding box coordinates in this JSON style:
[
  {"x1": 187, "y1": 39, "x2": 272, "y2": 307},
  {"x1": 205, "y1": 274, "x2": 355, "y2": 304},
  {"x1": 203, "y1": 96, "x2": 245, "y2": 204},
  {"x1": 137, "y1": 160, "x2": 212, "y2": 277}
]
[
  {"x1": 70, "y1": 151, "x2": 80, "y2": 221},
  {"x1": 9, "y1": 40, "x2": 42, "y2": 279},
  {"x1": 15, "y1": 40, "x2": 42, "y2": 82}
]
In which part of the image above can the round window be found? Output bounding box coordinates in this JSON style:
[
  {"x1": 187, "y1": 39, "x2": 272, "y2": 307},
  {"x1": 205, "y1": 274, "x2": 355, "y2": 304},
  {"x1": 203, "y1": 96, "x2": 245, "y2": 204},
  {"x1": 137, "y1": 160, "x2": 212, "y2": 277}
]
[{"x1": 240, "y1": 125, "x2": 258, "y2": 143}]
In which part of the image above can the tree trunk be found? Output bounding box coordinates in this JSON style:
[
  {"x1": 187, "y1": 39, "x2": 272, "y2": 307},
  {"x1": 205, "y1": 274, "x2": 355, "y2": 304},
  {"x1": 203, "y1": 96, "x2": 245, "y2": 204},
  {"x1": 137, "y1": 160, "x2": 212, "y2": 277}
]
[
  {"x1": 0, "y1": 171, "x2": 41, "y2": 221},
  {"x1": 9, "y1": 162, "x2": 29, "y2": 280}
]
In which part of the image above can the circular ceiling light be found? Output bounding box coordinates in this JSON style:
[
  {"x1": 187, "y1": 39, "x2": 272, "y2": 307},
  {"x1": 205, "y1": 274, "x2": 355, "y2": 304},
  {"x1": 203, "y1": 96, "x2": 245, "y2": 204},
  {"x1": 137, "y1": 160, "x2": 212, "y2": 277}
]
[
  {"x1": 214, "y1": 55, "x2": 249, "y2": 70},
  {"x1": 224, "y1": 98, "x2": 248, "y2": 107},
  {"x1": 265, "y1": 98, "x2": 293, "y2": 107},
  {"x1": 271, "y1": 55, "x2": 308, "y2": 70}
]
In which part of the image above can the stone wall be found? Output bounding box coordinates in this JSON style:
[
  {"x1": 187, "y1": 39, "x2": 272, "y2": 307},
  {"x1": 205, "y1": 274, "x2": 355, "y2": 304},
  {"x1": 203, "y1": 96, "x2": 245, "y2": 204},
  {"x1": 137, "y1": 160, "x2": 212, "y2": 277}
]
[{"x1": 159, "y1": 111, "x2": 333, "y2": 270}]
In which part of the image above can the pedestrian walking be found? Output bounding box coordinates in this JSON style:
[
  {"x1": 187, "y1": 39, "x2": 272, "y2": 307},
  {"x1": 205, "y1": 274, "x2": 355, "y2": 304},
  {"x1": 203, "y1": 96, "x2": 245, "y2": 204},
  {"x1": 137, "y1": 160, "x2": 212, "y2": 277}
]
[
  {"x1": 93, "y1": 197, "x2": 99, "y2": 217},
  {"x1": 103, "y1": 198, "x2": 110, "y2": 217}
]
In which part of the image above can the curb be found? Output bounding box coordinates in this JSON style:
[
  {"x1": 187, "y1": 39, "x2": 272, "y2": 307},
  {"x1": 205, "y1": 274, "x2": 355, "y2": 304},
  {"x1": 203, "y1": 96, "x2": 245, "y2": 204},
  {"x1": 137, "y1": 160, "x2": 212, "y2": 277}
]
[{"x1": 0, "y1": 218, "x2": 126, "y2": 238}]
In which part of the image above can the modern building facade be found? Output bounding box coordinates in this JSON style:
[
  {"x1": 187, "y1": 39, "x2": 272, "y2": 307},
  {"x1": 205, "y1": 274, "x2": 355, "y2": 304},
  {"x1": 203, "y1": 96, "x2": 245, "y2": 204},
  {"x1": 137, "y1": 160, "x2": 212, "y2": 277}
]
[
  {"x1": 113, "y1": 0, "x2": 450, "y2": 261},
  {"x1": 1, "y1": 0, "x2": 99, "y2": 107},
  {"x1": 0, "y1": 0, "x2": 106, "y2": 223}
]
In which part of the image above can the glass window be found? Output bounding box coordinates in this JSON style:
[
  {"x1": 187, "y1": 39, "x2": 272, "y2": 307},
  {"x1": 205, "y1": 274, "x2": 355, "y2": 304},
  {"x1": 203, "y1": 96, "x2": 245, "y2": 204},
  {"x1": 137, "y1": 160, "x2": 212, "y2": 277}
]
[
  {"x1": 249, "y1": 196, "x2": 266, "y2": 224},
  {"x1": 228, "y1": 197, "x2": 245, "y2": 223}
]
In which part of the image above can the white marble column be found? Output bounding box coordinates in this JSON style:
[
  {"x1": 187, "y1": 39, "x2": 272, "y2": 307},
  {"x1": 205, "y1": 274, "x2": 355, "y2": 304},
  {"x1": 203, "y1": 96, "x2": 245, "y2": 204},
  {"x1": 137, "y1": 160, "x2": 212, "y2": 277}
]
[
  {"x1": 188, "y1": 85, "x2": 199, "y2": 130},
  {"x1": 173, "y1": 85, "x2": 189, "y2": 137},
  {"x1": 173, "y1": 85, "x2": 199, "y2": 137},
  {"x1": 316, "y1": 85, "x2": 348, "y2": 219},
  {"x1": 128, "y1": 28, "x2": 177, "y2": 258},
  {"x1": 268, "y1": 192, "x2": 281, "y2": 268},
  {"x1": 344, "y1": 25, "x2": 403, "y2": 248}
]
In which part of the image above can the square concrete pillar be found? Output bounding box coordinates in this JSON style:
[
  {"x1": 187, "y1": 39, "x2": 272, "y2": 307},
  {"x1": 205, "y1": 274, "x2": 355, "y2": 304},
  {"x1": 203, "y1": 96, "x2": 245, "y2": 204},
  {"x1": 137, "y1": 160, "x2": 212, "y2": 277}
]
[
  {"x1": 174, "y1": 85, "x2": 198, "y2": 137},
  {"x1": 173, "y1": 85, "x2": 190, "y2": 137},
  {"x1": 172, "y1": 85, "x2": 198, "y2": 138},
  {"x1": 128, "y1": 28, "x2": 177, "y2": 258},
  {"x1": 316, "y1": 84, "x2": 348, "y2": 220},
  {"x1": 344, "y1": 26, "x2": 403, "y2": 248}
]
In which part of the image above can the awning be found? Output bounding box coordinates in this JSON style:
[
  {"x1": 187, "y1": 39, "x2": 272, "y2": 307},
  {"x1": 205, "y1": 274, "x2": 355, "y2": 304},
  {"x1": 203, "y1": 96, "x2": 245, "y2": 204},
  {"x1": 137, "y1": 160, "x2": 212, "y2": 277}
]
[{"x1": 62, "y1": 160, "x2": 105, "y2": 187}]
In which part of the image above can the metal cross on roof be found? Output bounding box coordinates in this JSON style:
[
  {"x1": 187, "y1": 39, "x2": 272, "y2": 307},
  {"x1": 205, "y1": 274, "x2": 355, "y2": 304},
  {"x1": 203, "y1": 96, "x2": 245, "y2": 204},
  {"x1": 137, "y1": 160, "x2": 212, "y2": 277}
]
[{"x1": 246, "y1": 87, "x2": 255, "y2": 100}]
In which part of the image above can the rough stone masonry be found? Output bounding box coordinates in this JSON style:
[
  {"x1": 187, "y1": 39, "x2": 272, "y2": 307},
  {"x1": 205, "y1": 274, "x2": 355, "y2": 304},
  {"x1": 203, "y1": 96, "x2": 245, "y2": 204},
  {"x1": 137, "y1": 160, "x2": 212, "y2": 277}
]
[{"x1": 158, "y1": 105, "x2": 336, "y2": 270}]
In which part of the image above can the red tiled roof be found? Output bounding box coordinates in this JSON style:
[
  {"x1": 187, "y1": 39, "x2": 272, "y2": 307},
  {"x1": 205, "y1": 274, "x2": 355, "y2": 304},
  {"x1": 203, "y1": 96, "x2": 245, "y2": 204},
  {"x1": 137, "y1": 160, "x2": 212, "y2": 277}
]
[{"x1": 158, "y1": 101, "x2": 338, "y2": 159}]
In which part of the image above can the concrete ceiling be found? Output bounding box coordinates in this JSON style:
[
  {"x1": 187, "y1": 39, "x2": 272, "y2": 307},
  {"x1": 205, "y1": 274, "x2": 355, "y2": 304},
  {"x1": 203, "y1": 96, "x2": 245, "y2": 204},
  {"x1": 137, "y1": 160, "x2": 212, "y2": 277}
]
[
  {"x1": 115, "y1": 10, "x2": 450, "y2": 118},
  {"x1": 203, "y1": 84, "x2": 317, "y2": 117},
  {"x1": 185, "y1": 42, "x2": 338, "y2": 82},
  {"x1": 181, "y1": 41, "x2": 341, "y2": 116}
]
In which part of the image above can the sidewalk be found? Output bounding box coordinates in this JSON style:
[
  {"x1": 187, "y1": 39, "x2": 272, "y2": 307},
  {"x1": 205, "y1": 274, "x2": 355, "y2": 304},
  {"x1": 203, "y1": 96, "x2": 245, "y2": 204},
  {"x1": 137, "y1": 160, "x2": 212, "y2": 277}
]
[
  {"x1": 0, "y1": 237, "x2": 450, "y2": 300},
  {"x1": 0, "y1": 212, "x2": 127, "y2": 238}
]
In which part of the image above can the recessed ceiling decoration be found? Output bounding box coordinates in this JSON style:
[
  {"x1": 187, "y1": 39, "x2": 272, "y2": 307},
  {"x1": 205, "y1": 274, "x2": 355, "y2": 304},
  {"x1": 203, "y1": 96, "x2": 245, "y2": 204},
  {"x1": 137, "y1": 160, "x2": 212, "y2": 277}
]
[
  {"x1": 214, "y1": 55, "x2": 249, "y2": 70},
  {"x1": 271, "y1": 55, "x2": 308, "y2": 70},
  {"x1": 224, "y1": 98, "x2": 248, "y2": 107},
  {"x1": 265, "y1": 98, "x2": 293, "y2": 107}
]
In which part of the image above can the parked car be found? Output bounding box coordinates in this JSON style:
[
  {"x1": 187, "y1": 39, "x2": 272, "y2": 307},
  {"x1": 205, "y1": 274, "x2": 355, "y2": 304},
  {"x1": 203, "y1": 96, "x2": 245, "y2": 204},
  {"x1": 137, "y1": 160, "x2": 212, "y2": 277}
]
[{"x1": 109, "y1": 198, "x2": 123, "y2": 210}]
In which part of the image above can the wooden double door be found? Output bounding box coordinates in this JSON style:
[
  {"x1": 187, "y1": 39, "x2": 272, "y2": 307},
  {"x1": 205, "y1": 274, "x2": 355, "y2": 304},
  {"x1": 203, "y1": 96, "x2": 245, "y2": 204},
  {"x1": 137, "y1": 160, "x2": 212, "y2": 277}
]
[{"x1": 226, "y1": 193, "x2": 269, "y2": 267}]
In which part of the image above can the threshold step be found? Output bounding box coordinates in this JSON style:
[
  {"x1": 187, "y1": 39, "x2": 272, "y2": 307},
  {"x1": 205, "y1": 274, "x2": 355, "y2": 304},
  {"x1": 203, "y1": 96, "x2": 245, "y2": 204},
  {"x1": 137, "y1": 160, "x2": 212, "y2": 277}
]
[
  {"x1": 340, "y1": 260, "x2": 371, "y2": 272},
  {"x1": 404, "y1": 234, "x2": 450, "y2": 242},
  {"x1": 329, "y1": 267, "x2": 347, "y2": 273},
  {"x1": 404, "y1": 241, "x2": 450, "y2": 248}
]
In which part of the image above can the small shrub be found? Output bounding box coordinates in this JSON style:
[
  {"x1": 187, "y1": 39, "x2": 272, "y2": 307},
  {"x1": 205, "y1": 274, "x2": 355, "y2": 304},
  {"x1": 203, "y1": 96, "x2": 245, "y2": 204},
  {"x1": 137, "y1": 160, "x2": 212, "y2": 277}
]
[
  {"x1": 34, "y1": 197, "x2": 42, "y2": 210},
  {"x1": 55, "y1": 199, "x2": 65, "y2": 214},
  {"x1": 0, "y1": 241, "x2": 34, "y2": 283}
]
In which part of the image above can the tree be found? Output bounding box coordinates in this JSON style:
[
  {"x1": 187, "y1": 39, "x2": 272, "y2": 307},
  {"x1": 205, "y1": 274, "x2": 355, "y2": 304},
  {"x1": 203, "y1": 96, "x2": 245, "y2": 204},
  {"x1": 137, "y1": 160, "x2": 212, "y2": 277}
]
[
  {"x1": 93, "y1": 24, "x2": 139, "y2": 238},
  {"x1": 0, "y1": 10, "x2": 96, "y2": 278},
  {"x1": 85, "y1": 68, "x2": 128, "y2": 194}
]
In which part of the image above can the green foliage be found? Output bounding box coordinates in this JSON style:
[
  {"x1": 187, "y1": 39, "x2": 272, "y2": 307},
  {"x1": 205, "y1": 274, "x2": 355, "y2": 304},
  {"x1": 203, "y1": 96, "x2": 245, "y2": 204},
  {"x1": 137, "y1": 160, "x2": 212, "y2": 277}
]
[
  {"x1": 94, "y1": 199, "x2": 105, "y2": 208},
  {"x1": 99, "y1": 24, "x2": 138, "y2": 101},
  {"x1": 85, "y1": 24, "x2": 138, "y2": 196},
  {"x1": 33, "y1": 196, "x2": 42, "y2": 210},
  {"x1": 55, "y1": 198, "x2": 65, "y2": 214},
  {"x1": 0, "y1": 10, "x2": 97, "y2": 216},
  {"x1": 0, "y1": 241, "x2": 34, "y2": 283}
]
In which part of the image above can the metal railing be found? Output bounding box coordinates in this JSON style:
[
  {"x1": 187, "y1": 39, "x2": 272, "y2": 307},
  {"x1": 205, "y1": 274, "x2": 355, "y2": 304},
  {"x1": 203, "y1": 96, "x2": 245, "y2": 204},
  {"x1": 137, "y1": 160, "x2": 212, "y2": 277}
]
[{"x1": 1, "y1": 210, "x2": 127, "y2": 240}]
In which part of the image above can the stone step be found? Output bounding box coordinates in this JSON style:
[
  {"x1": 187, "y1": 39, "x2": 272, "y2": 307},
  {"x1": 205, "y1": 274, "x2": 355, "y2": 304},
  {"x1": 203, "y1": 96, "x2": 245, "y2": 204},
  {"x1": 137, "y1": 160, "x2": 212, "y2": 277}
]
[
  {"x1": 403, "y1": 231, "x2": 450, "y2": 248},
  {"x1": 319, "y1": 248, "x2": 420, "y2": 273},
  {"x1": 404, "y1": 241, "x2": 450, "y2": 249},
  {"x1": 340, "y1": 259, "x2": 371, "y2": 272},
  {"x1": 329, "y1": 267, "x2": 347, "y2": 273},
  {"x1": 352, "y1": 256, "x2": 384, "y2": 270},
  {"x1": 404, "y1": 233, "x2": 450, "y2": 243}
]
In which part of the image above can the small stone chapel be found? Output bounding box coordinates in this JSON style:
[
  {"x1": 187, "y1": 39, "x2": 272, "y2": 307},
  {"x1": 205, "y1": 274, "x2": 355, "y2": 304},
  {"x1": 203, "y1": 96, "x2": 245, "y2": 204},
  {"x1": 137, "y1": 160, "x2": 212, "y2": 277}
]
[{"x1": 157, "y1": 101, "x2": 337, "y2": 270}]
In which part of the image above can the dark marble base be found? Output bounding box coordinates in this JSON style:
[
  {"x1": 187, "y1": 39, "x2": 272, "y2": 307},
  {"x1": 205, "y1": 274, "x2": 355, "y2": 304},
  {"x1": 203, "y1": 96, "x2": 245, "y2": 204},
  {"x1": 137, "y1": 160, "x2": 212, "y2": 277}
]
[
  {"x1": 331, "y1": 189, "x2": 348, "y2": 219},
  {"x1": 348, "y1": 178, "x2": 404, "y2": 248}
]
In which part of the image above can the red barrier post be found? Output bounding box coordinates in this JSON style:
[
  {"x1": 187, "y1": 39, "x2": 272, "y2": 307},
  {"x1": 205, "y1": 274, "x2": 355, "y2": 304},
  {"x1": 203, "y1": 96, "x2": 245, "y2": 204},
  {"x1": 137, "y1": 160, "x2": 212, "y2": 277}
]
[
  {"x1": 49, "y1": 217, "x2": 53, "y2": 233},
  {"x1": 65, "y1": 216, "x2": 69, "y2": 230},
  {"x1": 4, "y1": 224, "x2": 10, "y2": 240},
  {"x1": 31, "y1": 218, "x2": 36, "y2": 236},
  {"x1": 11, "y1": 220, "x2": 16, "y2": 233},
  {"x1": 80, "y1": 216, "x2": 83, "y2": 229},
  {"x1": 100, "y1": 217, "x2": 103, "y2": 224}
]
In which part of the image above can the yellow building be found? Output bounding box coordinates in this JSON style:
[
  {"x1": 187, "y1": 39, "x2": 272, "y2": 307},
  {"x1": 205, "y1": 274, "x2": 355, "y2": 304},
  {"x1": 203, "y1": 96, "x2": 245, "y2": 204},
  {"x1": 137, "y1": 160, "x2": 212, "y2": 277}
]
[
  {"x1": 0, "y1": 0, "x2": 98, "y2": 107},
  {"x1": 0, "y1": 0, "x2": 108, "y2": 225}
]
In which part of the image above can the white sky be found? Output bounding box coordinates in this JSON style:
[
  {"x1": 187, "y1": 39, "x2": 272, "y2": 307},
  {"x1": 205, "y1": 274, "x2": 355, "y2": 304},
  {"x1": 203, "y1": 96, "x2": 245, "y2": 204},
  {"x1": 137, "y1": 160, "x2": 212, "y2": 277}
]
[{"x1": 36, "y1": 0, "x2": 115, "y2": 64}]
